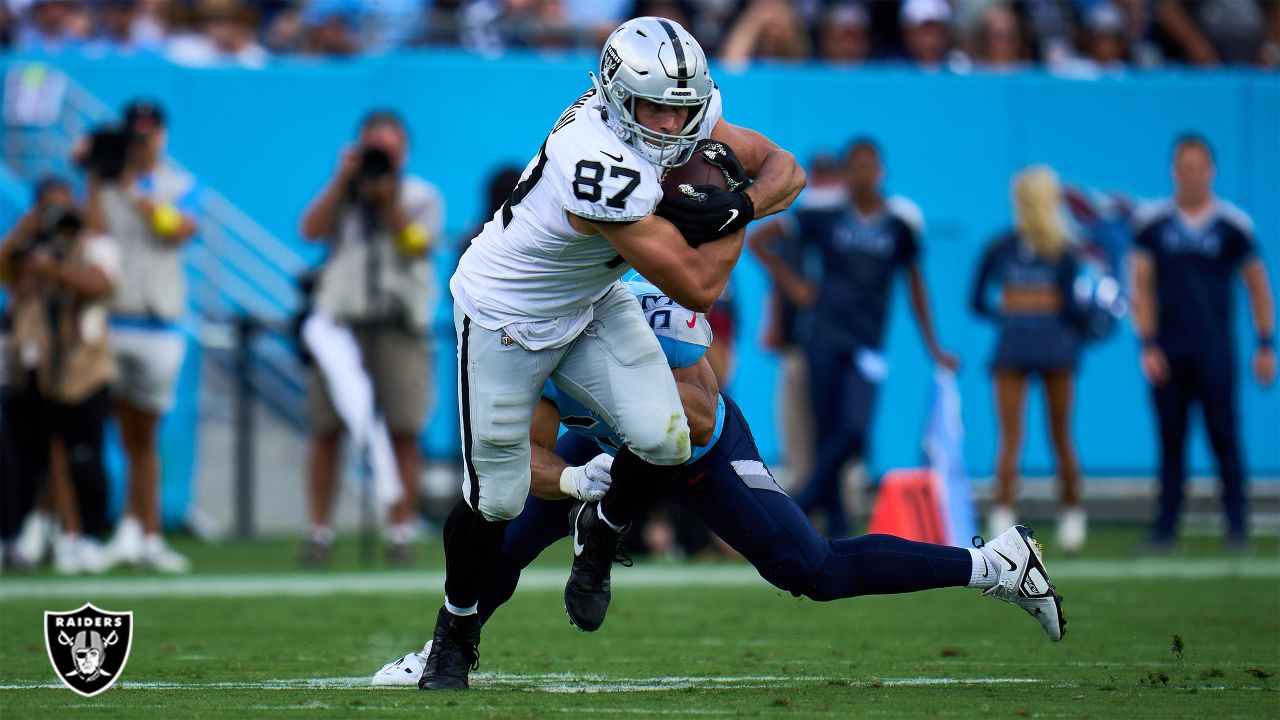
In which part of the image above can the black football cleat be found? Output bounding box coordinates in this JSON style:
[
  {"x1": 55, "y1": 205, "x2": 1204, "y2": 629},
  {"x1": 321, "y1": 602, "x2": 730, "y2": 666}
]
[
  {"x1": 564, "y1": 502, "x2": 631, "y2": 632},
  {"x1": 418, "y1": 607, "x2": 480, "y2": 691}
]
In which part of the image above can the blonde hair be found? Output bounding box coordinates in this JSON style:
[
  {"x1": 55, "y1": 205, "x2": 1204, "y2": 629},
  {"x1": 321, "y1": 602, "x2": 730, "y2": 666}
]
[{"x1": 1012, "y1": 165, "x2": 1067, "y2": 260}]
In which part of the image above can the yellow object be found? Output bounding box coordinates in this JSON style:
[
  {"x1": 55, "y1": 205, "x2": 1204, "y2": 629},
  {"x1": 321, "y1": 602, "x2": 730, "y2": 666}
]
[
  {"x1": 397, "y1": 222, "x2": 430, "y2": 255},
  {"x1": 151, "y1": 203, "x2": 183, "y2": 237}
]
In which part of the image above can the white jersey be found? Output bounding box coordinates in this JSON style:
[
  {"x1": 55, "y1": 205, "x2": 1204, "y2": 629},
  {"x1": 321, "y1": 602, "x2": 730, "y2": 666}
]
[{"x1": 451, "y1": 86, "x2": 723, "y2": 349}]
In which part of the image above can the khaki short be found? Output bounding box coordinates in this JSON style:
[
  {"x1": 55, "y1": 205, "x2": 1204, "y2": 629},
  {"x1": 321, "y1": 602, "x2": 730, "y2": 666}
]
[{"x1": 307, "y1": 326, "x2": 431, "y2": 435}]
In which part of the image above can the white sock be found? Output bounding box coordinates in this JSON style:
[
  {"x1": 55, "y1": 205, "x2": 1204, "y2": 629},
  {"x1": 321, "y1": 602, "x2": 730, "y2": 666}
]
[
  {"x1": 596, "y1": 504, "x2": 624, "y2": 533},
  {"x1": 308, "y1": 525, "x2": 334, "y2": 545},
  {"x1": 444, "y1": 598, "x2": 478, "y2": 617},
  {"x1": 966, "y1": 547, "x2": 998, "y2": 589},
  {"x1": 384, "y1": 523, "x2": 414, "y2": 545}
]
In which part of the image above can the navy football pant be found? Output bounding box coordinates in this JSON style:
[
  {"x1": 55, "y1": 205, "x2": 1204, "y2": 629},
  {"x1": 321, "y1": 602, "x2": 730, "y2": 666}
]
[
  {"x1": 1152, "y1": 352, "x2": 1246, "y2": 540},
  {"x1": 794, "y1": 345, "x2": 879, "y2": 538},
  {"x1": 476, "y1": 396, "x2": 970, "y2": 626}
]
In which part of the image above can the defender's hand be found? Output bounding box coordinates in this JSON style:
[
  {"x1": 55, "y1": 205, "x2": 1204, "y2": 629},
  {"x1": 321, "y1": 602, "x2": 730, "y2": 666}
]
[
  {"x1": 559, "y1": 453, "x2": 615, "y2": 502},
  {"x1": 657, "y1": 183, "x2": 755, "y2": 247}
]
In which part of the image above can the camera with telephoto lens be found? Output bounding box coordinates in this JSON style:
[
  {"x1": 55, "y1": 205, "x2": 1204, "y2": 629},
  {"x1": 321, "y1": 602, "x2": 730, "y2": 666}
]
[
  {"x1": 347, "y1": 146, "x2": 395, "y2": 204},
  {"x1": 12, "y1": 204, "x2": 82, "y2": 261},
  {"x1": 78, "y1": 124, "x2": 134, "y2": 181}
]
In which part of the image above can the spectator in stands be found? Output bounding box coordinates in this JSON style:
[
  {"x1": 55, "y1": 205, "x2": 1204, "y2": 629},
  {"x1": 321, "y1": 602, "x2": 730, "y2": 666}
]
[
  {"x1": 1082, "y1": 2, "x2": 1130, "y2": 69},
  {"x1": 971, "y1": 166, "x2": 1087, "y2": 553},
  {"x1": 751, "y1": 139, "x2": 959, "y2": 536},
  {"x1": 0, "y1": 176, "x2": 120, "y2": 574},
  {"x1": 300, "y1": 0, "x2": 362, "y2": 56},
  {"x1": 900, "y1": 0, "x2": 955, "y2": 68},
  {"x1": 1130, "y1": 135, "x2": 1275, "y2": 551},
  {"x1": 719, "y1": 0, "x2": 812, "y2": 67},
  {"x1": 14, "y1": 0, "x2": 91, "y2": 53},
  {"x1": 85, "y1": 0, "x2": 165, "y2": 57},
  {"x1": 165, "y1": 0, "x2": 268, "y2": 68},
  {"x1": 1155, "y1": 0, "x2": 1279, "y2": 67},
  {"x1": 819, "y1": 2, "x2": 871, "y2": 65},
  {"x1": 298, "y1": 110, "x2": 444, "y2": 566},
  {"x1": 301, "y1": 0, "x2": 425, "y2": 55},
  {"x1": 972, "y1": 3, "x2": 1027, "y2": 70},
  {"x1": 748, "y1": 153, "x2": 841, "y2": 491},
  {"x1": 92, "y1": 100, "x2": 199, "y2": 574}
]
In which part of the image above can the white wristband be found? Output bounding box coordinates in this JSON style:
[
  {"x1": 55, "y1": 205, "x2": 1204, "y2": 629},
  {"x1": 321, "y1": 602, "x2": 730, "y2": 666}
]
[{"x1": 559, "y1": 466, "x2": 579, "y2": 499}]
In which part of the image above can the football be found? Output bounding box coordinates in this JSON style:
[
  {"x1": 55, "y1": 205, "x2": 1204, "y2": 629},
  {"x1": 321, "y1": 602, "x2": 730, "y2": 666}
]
[{"x1": 661, "y1": 147, "x2": 730, "y2": 197}]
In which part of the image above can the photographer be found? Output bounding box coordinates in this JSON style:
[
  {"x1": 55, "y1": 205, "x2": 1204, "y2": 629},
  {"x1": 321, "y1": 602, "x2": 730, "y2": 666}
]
[
  {"x1": 0, "y1": 177, "x2": 120, "y2": 574},
  {"x1": 298, "y1": 110, "x2": 443, "y2": 565},
  {"x1": 90, "y1": 100, "x2": 199, "y2": 573}
]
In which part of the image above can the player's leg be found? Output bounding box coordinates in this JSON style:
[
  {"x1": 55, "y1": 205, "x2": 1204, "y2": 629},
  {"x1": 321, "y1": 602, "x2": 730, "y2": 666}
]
[
  {"x1": 420, "y1": 309, "x2": 560, "y2": 691},
  {"x1": 375, "y1": 433, "x2": 591, "y2": 687},
  {"x1": 793, "y1": 345, "x2": 848, "y2": 532},
  {"x1": 674, "y1": 396, "x2": 1064, "y2": 641},
  {"x1": 550, "y1": 285, "x2": 690, "y2": 631},
  {"x1": 1150, "y1": 358, "x2": 1193, "y2": 546},
  {"x1": 1194, "y1": 353, "x2": 1247, "y2": 545},
  {"x1": 990, "y1": 369, "x2": 1028, "y2": 535}
]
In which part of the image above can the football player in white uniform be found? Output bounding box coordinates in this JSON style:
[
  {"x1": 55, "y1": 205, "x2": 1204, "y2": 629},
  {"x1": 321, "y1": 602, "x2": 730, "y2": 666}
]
[{"x1": 422, "y1": 17, "x2": 805, "y2": 691}]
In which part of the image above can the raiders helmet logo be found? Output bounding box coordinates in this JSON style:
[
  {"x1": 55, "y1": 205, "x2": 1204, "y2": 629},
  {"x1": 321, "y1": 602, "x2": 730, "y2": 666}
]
[
  {"x1": 45, "y1": 602, "x2": 134, "y2": 697},
  {"x1": 601, "y1": 47, "x2": 623, "y2": 84}
]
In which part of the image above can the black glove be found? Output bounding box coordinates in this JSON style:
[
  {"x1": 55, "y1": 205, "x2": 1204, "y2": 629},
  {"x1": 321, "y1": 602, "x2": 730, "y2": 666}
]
[
  {"x1": 692, "y1": 139, "x2": 749, "y2": 191},
  {"x1": 657, "y1": 183, "x2": 755, "y2": 247}
]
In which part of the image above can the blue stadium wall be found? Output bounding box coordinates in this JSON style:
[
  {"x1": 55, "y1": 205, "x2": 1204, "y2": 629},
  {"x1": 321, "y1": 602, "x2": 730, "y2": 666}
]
[{"x1": 11, "y1": 53, "x2": 1279, "y2": 481}]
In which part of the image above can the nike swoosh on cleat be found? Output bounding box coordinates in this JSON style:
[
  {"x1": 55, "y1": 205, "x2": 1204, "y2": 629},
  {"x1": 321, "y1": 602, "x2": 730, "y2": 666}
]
[
  {"x1": 601, "y1": 151, "x2": 624, "y2": 163},
  {"x1": 994, "y1": 550, "x2": 1018, "y2": 572},
  {"x1": 572, "y1": 506, "x2": 586, "y2": 556},
  {"x1": 718, "y1": 208, "x2": 739, "y2": 232}
]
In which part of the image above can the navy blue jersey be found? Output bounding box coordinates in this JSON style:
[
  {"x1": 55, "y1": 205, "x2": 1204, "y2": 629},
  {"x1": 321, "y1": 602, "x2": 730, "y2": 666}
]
[
  {"x1": 788, "y1": 199, "x2": 921, "y2": 351},
  {"x1": 970, "y1": 231, "x2": 1079, "y2": 322},
  {"x1": 1133, "y1": 200, "x2": 1256, "y2": 358},
  {"x1": 970, "y1": 231, "x2": 1082, "y2": 372}
]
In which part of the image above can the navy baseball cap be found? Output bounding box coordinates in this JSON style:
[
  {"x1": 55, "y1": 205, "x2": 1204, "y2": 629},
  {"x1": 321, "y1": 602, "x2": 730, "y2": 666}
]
[{"x1": 123, "y1": 100, "x2": 165, "y2": 135}]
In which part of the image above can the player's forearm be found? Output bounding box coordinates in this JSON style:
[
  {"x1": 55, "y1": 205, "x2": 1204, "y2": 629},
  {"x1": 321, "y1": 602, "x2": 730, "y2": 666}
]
[
  {"x1": 1242, "y1": 259, "x2": 1276, "y2": 340},
  {"x1": 529, "y1": 443, "x2": 571, "y2": 501},
  {"x1": 299, "y1": 179, "x2": 347, "y2": 241},
  {"x1": 745, "y1": 149, "x2": 805, "y2": 219},
  {"x1": 687, "y1": 229, "x2": 745, "y2": 311}
]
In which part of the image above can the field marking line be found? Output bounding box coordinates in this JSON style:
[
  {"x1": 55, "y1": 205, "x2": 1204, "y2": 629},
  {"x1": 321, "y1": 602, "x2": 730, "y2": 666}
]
[
  {"x1": 1, "y1": 558, "x2": 1276, "y2": 600},
  {"x1": 0, "y1": 674, "x2": 1043, "y2": 693}
]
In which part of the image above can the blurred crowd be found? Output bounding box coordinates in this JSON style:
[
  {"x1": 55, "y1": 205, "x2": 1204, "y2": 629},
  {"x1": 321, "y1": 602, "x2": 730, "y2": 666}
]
[{"x1": 2, "y1": 0, "x2": 1278, "y2": 70}]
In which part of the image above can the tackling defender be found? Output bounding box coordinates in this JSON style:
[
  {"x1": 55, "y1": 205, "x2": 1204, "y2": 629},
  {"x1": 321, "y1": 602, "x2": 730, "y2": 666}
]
[
  {"x1": 425, "y1": 17, "x2": 805, "y2": 690},
  {"x1": 375, "y1": 280, "x2": 1065, "y2": 686}
]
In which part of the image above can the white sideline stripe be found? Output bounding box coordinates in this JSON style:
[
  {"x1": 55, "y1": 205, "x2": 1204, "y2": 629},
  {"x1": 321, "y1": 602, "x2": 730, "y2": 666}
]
[
  {"x1": 1, "y1": 558, "x2": 1276, "y2": 600},
  {"x1": 0, "y1": 675, "x2": 1041, "y2": 693}
]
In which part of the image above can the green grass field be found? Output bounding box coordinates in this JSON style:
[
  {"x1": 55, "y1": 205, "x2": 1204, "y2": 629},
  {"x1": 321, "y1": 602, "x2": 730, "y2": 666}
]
[{"x1": 1, "y1": 525, "x2": 1277, "y2": 719}]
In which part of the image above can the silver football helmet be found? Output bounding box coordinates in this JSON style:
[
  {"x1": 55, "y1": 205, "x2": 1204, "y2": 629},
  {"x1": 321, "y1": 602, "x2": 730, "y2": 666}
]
[{"x1": 590, "y1": 17, "x2": 714, "y2": 169}]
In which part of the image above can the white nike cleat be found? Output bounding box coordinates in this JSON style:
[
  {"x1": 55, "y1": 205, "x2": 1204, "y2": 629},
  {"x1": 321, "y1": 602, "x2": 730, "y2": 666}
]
[
  {"x1": 103, "y1": 515, "x2": 145, "y2": 568},
  {"x1": 976, "y1": 525, "x2": 1066, "y2": 642},
  {"x1": 142, "y1": 536, "x2": 191, "y2": 574},
  {"x1": 14, "y1": 510, "x2": 54, "y2": 566},
  {"x1": 53, "y1": 534, "x2": 82, "y2": 575},
  {"x1": 371, "y1": 641, "x2": 432, "y2": 686}
]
